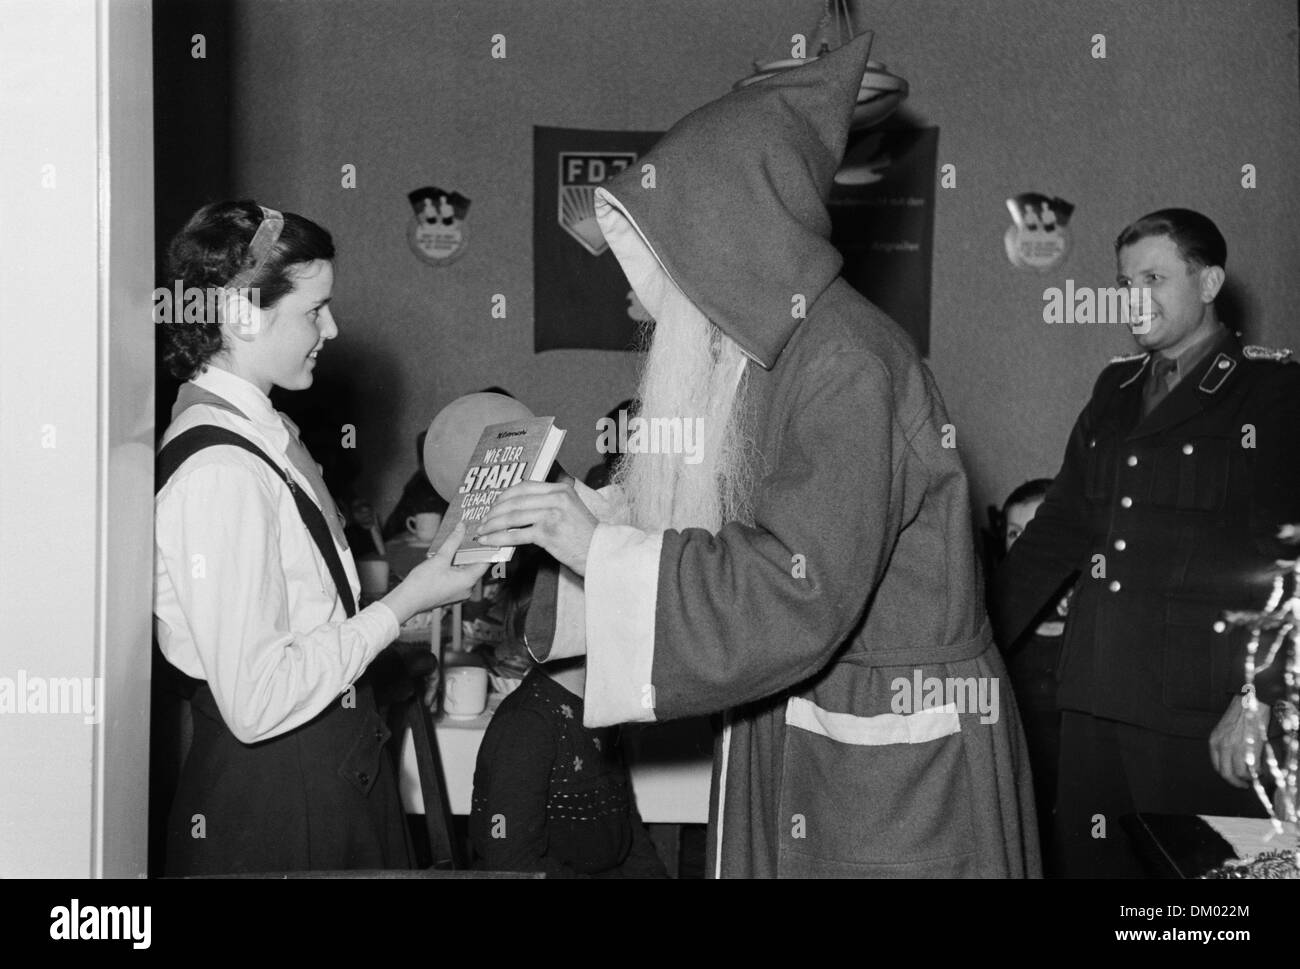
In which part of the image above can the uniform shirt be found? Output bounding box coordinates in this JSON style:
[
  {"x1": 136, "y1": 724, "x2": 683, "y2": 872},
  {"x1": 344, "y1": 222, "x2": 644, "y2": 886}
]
[
  {"x1": 154, "y1": 366, "x2": 399, "y2": 744},
  {"x1": 1144, "y1": 323, "x2": 1224, "y2": 415},
  {"x1": 1152, "y1": 323, "x2": 1225, "y2": 393}
]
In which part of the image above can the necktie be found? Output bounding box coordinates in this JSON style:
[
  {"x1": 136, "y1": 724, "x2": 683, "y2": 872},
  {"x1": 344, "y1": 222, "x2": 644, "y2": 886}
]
[
  {"x1": 279, "y1": 414, "x2": 350, "y2": 551},
  {"x1": 1142, "y1": 356, "x2": 1177, "y2": 418}
]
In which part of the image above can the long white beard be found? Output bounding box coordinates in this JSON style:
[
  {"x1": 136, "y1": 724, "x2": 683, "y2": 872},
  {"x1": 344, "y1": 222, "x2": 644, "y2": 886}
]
[{"x1": 614, "y1": 307, "x2": 758, "y2": 533}]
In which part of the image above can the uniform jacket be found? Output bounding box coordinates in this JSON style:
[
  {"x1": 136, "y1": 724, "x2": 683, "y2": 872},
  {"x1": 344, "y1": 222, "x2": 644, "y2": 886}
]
[
  {"x1": 530, "y1": 34, "x2": 1038, "y2": 878},
  {"x1": 993, "y1": 331, "x2": 1300, "y2": 738}
]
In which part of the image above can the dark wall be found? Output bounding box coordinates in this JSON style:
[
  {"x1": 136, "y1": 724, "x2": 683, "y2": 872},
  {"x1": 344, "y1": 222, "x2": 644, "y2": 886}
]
[
  {"x1": 156, "y1": 0, "x2": 1300, "y2": 521},
  {"x1": 149, "y1": 0, "x2": 233, "y2": 875},
  {"x1": 153, "y1": 0, "x2": 232, "y2": 437}
]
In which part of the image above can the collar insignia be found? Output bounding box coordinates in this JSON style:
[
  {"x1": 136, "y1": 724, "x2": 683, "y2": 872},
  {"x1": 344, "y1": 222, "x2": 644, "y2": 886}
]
[
  {"x1": 1198, "y1": 353, "x2": 1236, "y2": 393},
  {"x1": 1243, "y1": 345, "x2": 1293, "y2": 362}
]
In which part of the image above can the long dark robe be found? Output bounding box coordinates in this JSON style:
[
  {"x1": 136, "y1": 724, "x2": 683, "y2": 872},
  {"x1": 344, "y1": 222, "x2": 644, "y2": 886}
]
[{"x1": 531, "y1": 35, "x2": 1039, "y2": 877}]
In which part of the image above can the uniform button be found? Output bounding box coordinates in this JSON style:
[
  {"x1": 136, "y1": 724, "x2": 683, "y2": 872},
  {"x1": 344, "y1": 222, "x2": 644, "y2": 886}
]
[
  {"x1": 357, "y1": 771, "x2": 370, "y2": 785},
  {"x1": 1126, "y1": 455, "x2": 1138, "y2": 467},
  {"x1": 1089, "y1": 438, "x2": 1097, "y2": 448},
  {"x1": 1121, "y1": 496, "x2": 1133, "y2": 508},
  {"x1": 1182, "y1": 443, "x2": 1194, "y2": 455},
  {"x1": 1114, "y1": 539, "x2": 1127, "y2": 551},
  {"x1": 374, "y1": 728, "x2": 385, "y2": 741},
  {"x1": 1108, "y1": 580, "x2": 1122, "y2": 592}
]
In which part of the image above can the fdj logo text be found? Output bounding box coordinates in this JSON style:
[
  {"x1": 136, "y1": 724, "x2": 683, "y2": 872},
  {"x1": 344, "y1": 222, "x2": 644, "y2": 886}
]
[{"x1": 559, "y1": 152, "x2": 636, "y2": 257}]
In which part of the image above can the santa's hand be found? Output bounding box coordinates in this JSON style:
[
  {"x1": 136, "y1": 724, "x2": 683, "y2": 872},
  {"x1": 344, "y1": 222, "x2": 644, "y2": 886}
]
[{"x1": 474, "y1": 481, "x2": 598, "y2": 576}]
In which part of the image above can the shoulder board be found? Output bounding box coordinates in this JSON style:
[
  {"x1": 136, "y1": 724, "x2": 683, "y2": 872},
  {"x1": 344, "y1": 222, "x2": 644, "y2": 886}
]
[
  {"x1": 1108, "y1": 351, "x2": 1147, "y2": 365},
  {"x1": 1243, "y1": 345, "x2": 1293, "y2": 362}
]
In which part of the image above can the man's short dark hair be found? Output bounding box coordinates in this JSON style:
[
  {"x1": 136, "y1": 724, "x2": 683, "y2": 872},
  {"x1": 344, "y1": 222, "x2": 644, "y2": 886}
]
[{"x1": 1114, "y1": 208, "x2": 1227, "y2": 271}]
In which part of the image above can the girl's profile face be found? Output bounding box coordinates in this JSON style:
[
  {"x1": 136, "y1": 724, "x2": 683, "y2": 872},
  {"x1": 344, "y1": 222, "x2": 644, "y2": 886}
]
[{"x1": 258, "y1": 259, "x2": 336, "y2": 392}]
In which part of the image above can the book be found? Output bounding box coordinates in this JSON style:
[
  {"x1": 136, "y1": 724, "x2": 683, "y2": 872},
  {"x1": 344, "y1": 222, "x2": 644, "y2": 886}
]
[{"x1": 430, "y1": 416, "x2": 567, "y2": 565}]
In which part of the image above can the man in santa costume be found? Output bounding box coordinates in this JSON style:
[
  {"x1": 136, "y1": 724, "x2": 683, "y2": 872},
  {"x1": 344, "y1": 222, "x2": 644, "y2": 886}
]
[{"x1": 478, "y1": 33, "x2": 1038, "y2": 878}]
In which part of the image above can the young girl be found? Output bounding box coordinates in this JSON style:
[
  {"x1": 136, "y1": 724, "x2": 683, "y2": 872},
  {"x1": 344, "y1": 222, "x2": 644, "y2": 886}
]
[
  {"x1": 468, "y1": 560, "x2": 666, "y2": 877},
  {"x1": 154, "y1": 200, "x2": 487, "y2": 875}
]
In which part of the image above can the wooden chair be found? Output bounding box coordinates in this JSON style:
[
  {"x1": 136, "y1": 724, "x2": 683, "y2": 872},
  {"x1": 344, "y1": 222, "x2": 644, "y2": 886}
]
[
  {"x1": 372, "y1": 626, "x2": 462, "y2": 871},
  {"x1": 403, "y1": 692, "x2": 462, "y2": 870}
]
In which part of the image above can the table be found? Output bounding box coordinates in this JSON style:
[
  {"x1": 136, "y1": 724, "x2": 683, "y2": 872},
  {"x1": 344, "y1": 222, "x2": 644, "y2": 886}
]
[{"x1": 1122, "y1": 813, "x2": 1298, "y2": 878}]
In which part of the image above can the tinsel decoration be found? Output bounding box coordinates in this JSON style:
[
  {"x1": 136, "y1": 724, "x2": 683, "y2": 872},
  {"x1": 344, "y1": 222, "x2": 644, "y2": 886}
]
[
  {"x1": 1202, "y1": 549, "x2": 1300, "y2": 878},
  {"x1": 1202, "y1": 850, "x2": 1298, "y2": 879}
]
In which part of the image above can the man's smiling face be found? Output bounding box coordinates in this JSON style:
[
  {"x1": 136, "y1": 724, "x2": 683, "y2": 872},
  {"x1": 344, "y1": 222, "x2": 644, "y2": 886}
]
[{"x1": 1117, "y1": 234, "x2": 1221, "y2": 356}]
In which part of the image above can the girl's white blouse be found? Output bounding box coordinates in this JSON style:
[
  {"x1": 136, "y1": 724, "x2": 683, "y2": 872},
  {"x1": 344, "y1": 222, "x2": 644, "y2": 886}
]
[{"x1": 153, "y1": 366, "x2": 399, "y2": 744}]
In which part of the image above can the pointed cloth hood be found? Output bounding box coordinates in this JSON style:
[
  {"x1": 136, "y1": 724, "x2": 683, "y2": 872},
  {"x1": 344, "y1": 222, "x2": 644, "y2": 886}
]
[{"x1": 594, "y1": 33, "x2": 872, "y2": 370}]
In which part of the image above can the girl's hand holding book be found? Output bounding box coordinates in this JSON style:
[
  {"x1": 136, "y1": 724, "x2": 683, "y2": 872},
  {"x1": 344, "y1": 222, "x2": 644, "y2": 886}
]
[{"x1": 383, "y1": 523, "x2": 489, "y2": 623}]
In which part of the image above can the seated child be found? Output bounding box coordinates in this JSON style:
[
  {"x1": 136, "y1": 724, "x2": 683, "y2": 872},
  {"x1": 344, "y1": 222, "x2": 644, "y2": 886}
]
[
  {"x1": 1001, "y1": 477, "x2": 1074, "y2": 868},
  {"x1": 468, "y1": 563, "x2": 666, "y2": 877}
]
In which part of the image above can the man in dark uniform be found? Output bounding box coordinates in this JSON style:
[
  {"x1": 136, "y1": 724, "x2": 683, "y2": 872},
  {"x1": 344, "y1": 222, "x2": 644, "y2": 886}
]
[{"x1": 994, "y1": 208, "x2": 1300, "y2": 877}]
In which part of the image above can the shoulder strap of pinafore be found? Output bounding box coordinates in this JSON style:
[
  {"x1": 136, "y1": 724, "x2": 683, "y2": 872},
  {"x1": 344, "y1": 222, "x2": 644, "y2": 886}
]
[{"x1": 157, "y1": 425, "x2": 357, "y2": 618}]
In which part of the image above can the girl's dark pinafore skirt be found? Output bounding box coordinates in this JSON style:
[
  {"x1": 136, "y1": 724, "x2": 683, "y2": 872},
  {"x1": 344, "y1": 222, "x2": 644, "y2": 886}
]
[{"x1": 164, "y1": 678, "x2": 412, "y2": 876}]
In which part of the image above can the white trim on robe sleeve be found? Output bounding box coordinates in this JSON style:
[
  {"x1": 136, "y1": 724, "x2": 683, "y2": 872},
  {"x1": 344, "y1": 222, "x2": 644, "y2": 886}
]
[{"x1": 582, "y1": 523, "x2": 663, "y2": 727}]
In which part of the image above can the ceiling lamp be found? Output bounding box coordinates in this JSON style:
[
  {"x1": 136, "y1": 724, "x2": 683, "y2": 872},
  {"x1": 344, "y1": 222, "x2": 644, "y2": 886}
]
[{"x1": 734, "y1": 1, "x2": 908, "y2": 131}]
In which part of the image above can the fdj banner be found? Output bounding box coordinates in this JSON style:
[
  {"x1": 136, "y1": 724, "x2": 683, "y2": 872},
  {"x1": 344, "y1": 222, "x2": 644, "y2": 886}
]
[
  {"x1": 559, "y1": 153, "x2": 635, "y2": 256},
  {"x1": 534, "y1": 126, "x2": 661, "y2": 353}
]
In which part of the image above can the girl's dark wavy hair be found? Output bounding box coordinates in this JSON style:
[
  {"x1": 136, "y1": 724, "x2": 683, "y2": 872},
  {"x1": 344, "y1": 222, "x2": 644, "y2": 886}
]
[{"x1": 161, "y1": 200, "x2": 335, "y2": 380}]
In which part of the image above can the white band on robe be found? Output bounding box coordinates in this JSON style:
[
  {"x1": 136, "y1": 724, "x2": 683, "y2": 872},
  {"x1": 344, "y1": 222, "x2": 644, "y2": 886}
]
[{"x1": 785, "y1": 696, "x2": 962, "y2": 745}]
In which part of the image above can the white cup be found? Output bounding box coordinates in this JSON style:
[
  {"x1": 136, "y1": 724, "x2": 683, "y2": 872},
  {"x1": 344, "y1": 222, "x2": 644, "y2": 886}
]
[
  {"x1": 443, "y1": 666, "x2": 488, "y2": 718},
  {"x1": 407, "y1": 511, "x2": 442, "y2": 542},
  {"x1": 357, "y1": 558, "x2": 389, "y2": 598}
]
